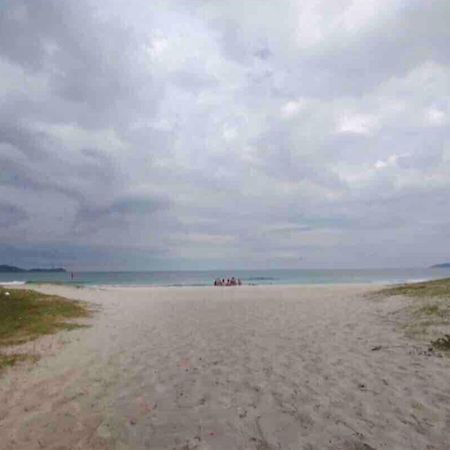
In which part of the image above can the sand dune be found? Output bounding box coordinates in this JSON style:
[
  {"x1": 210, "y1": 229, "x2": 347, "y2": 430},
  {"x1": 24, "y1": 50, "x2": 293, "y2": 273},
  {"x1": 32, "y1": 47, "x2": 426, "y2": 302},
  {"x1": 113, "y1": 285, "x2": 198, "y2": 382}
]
[{"x1": 0, "y1": 284, "x2": 449, "y2": 450}]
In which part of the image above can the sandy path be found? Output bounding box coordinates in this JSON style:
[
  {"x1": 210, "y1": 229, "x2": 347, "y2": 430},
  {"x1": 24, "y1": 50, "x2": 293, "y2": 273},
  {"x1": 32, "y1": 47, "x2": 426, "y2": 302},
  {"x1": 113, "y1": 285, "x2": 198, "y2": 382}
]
[{"x1": 0, "y1": 284, "x2": 449, "y2": 450}]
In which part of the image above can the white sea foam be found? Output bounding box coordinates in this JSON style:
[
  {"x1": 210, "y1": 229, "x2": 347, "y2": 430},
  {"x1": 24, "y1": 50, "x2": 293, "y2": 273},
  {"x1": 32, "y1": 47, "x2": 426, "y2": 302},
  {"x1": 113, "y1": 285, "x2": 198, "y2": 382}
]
[
  {"x1": 405, "y1": 278, "x2": 429, "y2": 284},
  {"x1": 0, "y1": 281, "x2": 26, "y2": 286}
]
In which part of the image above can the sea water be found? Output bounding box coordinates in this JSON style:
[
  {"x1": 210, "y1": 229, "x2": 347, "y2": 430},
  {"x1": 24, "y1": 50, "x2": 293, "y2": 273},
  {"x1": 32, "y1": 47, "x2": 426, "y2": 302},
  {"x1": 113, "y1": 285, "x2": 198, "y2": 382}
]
[{"x1": 1, "y1": 268, "x2": 450, "y2": 287}]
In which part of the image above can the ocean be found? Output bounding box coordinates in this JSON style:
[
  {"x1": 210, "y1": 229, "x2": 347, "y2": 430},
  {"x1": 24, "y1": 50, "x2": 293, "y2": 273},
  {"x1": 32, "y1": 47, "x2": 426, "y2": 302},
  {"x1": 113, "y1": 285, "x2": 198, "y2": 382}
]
[{"x1": 1, "y1": 268, "x2": 450, "y2": 287}]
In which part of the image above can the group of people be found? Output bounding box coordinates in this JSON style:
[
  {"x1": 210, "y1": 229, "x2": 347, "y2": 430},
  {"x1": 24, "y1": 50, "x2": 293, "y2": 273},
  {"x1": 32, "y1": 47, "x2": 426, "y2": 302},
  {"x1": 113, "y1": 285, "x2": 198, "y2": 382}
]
[{"x1": 214, "y1": 277, "x2": 242, "y2": 286}]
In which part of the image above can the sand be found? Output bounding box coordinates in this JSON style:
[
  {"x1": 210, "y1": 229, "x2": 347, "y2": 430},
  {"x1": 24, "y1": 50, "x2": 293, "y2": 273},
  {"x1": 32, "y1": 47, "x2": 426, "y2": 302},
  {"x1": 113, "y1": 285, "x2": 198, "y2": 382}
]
[{"x1": 0, "y1": 284, "x2": 449, "y2": 450}]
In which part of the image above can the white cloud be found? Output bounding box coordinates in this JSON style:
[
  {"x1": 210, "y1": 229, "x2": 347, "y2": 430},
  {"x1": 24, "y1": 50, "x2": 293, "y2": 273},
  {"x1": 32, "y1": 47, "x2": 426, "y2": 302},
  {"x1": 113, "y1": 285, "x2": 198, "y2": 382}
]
[
  {"x1": 426, "y1": 108, "x2": 449, "y2": 127},
  {"x1": 222, "y1": 124, "x2": 238, "y2": 141},
  {"x1": 336, "y1": 113, "x2": 378, "y2": 135},
  {"x1": 146, "y1": 36, "x2": 169, "y2": 57},
  {"x1": 374, "y1": 154, "x2": 401, "y2": 169},
  {"x1": 280, "y1": 99, "x2": 306, "y2": 118}
]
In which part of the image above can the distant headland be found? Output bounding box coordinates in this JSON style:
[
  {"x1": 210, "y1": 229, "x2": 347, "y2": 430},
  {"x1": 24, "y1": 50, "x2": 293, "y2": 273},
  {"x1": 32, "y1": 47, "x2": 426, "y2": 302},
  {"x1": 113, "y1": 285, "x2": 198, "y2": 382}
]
[
  {"x1": 430, "y1": 263, "x2": 450, "y2": 268},
  {"x1": 0, "y1": 265, "x2": 67, "y2": 273}
]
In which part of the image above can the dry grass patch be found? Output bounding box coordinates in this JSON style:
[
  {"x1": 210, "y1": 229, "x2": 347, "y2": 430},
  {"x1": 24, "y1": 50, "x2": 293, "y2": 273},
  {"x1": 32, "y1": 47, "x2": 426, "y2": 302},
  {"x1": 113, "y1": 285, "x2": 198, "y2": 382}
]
[
  {"x1": 379, "y1": 277, "x2": 450, "y2": 299},
  {"x1": 378, "y1": 278, "x2": 450, "y2": 351},
  {"x1": 0, "y1": 353, "x2": 39, "y2": 371}
]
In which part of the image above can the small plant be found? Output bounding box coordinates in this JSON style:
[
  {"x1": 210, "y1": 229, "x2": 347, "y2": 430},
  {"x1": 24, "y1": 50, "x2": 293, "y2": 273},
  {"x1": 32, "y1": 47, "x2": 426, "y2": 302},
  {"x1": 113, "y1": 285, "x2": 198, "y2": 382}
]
[
  {"x1": 431, "y1": 334, "x2": 450, "y2": 351},
  {"x1": 417, "y1": 304, "x2": 442, "y2": 316}
]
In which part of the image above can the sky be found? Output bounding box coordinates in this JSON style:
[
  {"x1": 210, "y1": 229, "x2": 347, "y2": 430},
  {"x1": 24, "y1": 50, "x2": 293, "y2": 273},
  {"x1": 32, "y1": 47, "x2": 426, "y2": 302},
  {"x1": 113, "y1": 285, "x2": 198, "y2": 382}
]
[{"x1": 0, "y1": 0, "x2": 450, "y2": 271}]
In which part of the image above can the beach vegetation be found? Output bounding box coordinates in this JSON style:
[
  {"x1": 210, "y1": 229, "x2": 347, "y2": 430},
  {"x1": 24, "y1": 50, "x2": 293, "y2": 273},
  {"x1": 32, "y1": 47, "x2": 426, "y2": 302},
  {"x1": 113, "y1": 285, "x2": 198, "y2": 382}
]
[
  {"x1": 379, "y1": 277, "x2": 450, "y2": 299},
  {"x1": 0, "y1": 287, "x2": 90, "y2": 370},
  {"x1": 416, "y1": 304, "x2": 443, "y2": 316},
  {"x1": 378, "y1": 278, "x2": 450, "y2": 351},
  {"x1": 0, "y1": 353, "x2": 38, "y2": 371},
  {"x1": 430, "y1": 334, "x2": 450, "y2": 351}
]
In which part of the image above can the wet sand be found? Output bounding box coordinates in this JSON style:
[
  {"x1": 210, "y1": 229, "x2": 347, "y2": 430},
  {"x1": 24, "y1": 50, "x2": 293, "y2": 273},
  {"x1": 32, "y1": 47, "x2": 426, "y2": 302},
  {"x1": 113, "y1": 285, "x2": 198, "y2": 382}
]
[{"x1": 0, "y1": 284, "x2": 449, "y2": 450}]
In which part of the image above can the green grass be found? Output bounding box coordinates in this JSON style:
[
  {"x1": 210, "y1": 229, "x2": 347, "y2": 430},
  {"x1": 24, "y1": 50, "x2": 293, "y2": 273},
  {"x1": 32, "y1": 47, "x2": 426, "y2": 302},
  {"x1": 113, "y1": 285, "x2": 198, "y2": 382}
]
[
  {"x1": 0, "y1": 287, "x2": 90, "y2": 370},
  {"x1": 378, "y1": 278, "x2": 450, "y2": 351},
  {"x1": 0, "y1": 353, "x2": 38, "y2": 370}
]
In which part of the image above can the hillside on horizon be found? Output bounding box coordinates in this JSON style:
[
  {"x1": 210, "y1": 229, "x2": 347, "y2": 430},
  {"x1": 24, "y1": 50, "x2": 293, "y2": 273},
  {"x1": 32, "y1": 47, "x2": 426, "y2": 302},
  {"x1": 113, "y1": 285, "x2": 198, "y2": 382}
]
[{"x1": 0, "y1": 265, "x2": 66, "y2": 273}]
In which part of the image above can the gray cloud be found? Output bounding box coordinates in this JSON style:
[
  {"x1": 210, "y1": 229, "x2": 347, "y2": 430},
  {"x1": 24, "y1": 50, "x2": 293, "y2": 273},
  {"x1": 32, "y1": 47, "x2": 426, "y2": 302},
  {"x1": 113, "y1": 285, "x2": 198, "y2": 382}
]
[
  {"x1": 0, "y1": 202, "x2": 27, "y2": 227},
  {"x1": 0, "y1": 0, "x2": 449, "y2": 269}
]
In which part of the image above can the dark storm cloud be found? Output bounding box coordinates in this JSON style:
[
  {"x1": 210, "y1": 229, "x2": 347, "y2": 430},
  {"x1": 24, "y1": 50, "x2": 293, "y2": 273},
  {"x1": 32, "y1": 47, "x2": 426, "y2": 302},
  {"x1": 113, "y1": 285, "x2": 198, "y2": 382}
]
[{"x1": 1, "y1": 0, "x2": 450, "y2": 269}]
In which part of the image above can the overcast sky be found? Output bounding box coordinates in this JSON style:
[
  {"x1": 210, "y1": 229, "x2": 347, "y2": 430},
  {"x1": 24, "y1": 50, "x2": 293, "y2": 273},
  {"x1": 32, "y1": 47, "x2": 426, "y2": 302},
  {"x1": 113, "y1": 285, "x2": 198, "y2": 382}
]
[{"x1": 1, "y1": 0, "x2": 449, "y2": 270}]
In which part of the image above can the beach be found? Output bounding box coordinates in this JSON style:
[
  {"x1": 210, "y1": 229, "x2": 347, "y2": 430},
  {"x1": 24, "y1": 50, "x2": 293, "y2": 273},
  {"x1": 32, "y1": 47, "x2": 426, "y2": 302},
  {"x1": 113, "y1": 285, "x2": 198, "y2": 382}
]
[{"x1": 0, "y1": 284, "x2": 449, "y2": 450}]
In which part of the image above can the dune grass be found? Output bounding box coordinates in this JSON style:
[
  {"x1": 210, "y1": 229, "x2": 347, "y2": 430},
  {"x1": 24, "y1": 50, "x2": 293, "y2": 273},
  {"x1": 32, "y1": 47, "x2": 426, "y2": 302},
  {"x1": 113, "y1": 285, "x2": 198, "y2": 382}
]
[
  {"x1": 0, "y1": 287, "x2": 90, "y2": 370},
  {"x1": 379, "y1": 278, "x2": 450, "y2": 350},
  {"x1": 380, "y1": 277, "x2": 450, "y2": 299}
]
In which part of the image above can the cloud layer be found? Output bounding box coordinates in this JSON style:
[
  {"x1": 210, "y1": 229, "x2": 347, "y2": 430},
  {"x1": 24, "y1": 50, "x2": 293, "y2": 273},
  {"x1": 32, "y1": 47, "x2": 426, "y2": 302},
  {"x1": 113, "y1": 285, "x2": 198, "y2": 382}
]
[{"x1": 1, "y1": 0, "x2": 450, "y2": 269}]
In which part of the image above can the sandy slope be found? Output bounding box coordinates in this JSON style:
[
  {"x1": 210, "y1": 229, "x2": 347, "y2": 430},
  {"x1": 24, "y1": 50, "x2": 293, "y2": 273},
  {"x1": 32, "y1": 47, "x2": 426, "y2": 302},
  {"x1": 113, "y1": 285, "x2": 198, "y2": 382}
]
[{"x1": 0, "y1": 284, "x2": 449, "y2": 450}]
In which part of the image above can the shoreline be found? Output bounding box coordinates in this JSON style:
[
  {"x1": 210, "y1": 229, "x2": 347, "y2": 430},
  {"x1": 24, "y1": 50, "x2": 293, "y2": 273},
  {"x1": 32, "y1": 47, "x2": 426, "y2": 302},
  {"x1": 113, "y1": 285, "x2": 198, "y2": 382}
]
[
  {"x1": 1, "y1": 280, "x2": 393, "y2": 291},
  {"x1": 1, "y1": 267, "x2": 450, "y2": 290}
]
